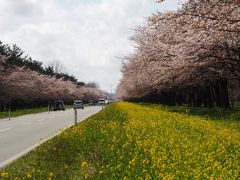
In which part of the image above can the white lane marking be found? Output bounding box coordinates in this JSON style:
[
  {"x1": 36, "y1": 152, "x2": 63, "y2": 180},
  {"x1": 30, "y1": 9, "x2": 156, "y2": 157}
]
[
  {"x1": 22, "y1": 122, "x2": 33, "y2": 126},
  {"x1": 0, "y1": 127, "x2": 14, "y2": 133}
]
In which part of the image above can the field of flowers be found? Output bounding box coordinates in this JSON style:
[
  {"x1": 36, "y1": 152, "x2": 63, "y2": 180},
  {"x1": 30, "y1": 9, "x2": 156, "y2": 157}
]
[{"x1": 1, "y1": 102, "x2": 240, "y2": 179}]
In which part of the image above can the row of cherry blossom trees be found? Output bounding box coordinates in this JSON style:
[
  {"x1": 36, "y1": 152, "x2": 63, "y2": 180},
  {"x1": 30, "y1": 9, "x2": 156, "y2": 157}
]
[
  {"x1": 116, "y1": 0, "x2": 240, "y2": 108},
  {"x1": 0, "y1": 45, "x2": 106, "y2": 111}
]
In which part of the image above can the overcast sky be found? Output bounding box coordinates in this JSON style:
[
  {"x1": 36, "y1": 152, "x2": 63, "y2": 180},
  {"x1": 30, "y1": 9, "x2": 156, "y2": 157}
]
[{"x1": 0, "y1": 0, "x2": 181, "y2": 93}]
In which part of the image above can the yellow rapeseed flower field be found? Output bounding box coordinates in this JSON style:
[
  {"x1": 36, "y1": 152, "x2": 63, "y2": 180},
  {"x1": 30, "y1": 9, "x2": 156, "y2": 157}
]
[{"x1": 1, "y1": 102, "x2": 240, "y2": 179}]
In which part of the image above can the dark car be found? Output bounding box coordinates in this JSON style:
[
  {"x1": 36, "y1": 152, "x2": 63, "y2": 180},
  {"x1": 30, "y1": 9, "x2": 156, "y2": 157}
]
[{"x1": 53, "y1": 100, "x2": 65, "y2": 111}]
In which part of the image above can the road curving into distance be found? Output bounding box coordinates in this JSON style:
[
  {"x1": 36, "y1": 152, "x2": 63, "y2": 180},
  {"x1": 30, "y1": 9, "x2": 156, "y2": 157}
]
[{"x1": 0, "y1": 106, "x2": 102, "y2": 168}]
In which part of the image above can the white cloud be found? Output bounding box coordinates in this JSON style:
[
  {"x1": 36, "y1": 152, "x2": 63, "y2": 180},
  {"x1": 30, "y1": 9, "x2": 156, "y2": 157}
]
[{"x1": 0, "y1": 0, "x2": 180, "y2": 92}]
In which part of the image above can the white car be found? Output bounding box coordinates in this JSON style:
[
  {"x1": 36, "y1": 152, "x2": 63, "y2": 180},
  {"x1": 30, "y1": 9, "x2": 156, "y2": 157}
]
[
  {"x1": 73, "y1": 100, "x2": 84, "y2": 109},
  {"x1": 105, "y1": 99, "x2": 110, "y2": 105},
  {"x1": 98, "y1": 99, "x2": 105, "y2": 106}
]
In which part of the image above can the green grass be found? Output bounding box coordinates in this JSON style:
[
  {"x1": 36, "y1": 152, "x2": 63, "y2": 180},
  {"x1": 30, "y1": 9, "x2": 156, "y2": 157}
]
[
  {"x1": 167, "y1": 104, "x2": 240, "y2": 120},
  {"x1": 1, "y1": 102, "x2": 239, "y2": 179},
  {"x1": 0, "y1": 105, "x2": 75, "y2": 120},
  {"x1": 0, "y1": 107, "x2": 49, "y2": 119},
  {"x1": 165, "y1": 103, "x2": 240, "y2": 131}
]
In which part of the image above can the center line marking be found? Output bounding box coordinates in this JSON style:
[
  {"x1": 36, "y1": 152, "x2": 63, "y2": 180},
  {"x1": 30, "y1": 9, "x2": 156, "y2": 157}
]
[{"x1": 0, "y1": 127, "x2": 14, "y2": 133}]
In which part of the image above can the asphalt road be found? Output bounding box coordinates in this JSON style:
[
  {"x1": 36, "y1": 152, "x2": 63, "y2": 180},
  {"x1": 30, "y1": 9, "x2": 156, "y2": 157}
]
[{"x1": 0, "y1": 106, "x2": 102, "y2": 168}]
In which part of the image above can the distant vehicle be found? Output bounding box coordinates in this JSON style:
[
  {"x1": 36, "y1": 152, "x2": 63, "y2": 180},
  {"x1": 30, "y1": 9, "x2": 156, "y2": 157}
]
[
  {"x1": 98, "y1": 99, "x2": 105, "y2": 106},
  {"x1": 105, "y1": 99, "x2": 110, "y2": 105},
  {"x1": 73, "y1": 100, "x2": 84, "y2": 109},
  {"x1": 53, "y1": 100, "x2": 65, "y2": 111}
]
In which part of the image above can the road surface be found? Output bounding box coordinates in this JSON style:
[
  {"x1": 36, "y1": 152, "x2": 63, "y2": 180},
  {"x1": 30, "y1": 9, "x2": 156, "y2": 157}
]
[{"x1": 0, "y1": 106, "x2": 102, "y2": 168}]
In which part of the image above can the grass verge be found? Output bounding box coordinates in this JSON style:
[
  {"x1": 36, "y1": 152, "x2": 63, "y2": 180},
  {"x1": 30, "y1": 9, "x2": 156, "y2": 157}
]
[
  {"x1": 1, "y1": 102, "x2": 240, "y2": 179},
  {"x1": 0, "y1": 107, "x2": 49, "y2": 119},
  {"x1": 0, "y1": 105, "x2": 75, "y2": 120}
]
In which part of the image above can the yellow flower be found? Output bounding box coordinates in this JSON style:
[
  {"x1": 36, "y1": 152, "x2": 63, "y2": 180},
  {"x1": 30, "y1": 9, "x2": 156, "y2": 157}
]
[
  {"x1": 49, "y1": 172, "x2": 54, "y2": 177},
  {"x1": 116, "y1": 164, "x2": 122, "y2": 171},
  {"x1": 81, "y1": 161, "x2": 88, "y2": 169},
  {"x1": 26, "y1": 173, "x2": 32, "y2": 179},
  {"x1": 1, "y1": 172, "x2": 9, "y2": 178}
]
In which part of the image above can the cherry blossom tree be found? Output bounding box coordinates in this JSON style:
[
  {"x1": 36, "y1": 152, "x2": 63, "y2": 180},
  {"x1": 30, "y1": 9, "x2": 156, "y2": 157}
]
[
  {"x1": 0, "y1": 65, "x2": 106, "y2": 111},
  {"x1": 116, "y1": 0, "x2": 240, "y2": 108}
]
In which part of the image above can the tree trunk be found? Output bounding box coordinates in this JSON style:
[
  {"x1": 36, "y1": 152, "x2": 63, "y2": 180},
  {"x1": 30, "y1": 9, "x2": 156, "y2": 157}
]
[{"x1": 220, "y1": 79, "x2": 230, "y2": 108}]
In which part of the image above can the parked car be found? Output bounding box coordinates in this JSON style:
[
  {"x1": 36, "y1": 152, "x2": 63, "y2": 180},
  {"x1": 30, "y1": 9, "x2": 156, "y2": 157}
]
[
  {"x1": 53, "y1": 100, "x2": 65, "y2": 111},
  {"x1": 73, "y1": 100, "x2": 84, "y2": 109},
  {"x1": 98, "y1": 98, "x2": 105, "y2": 106}
]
